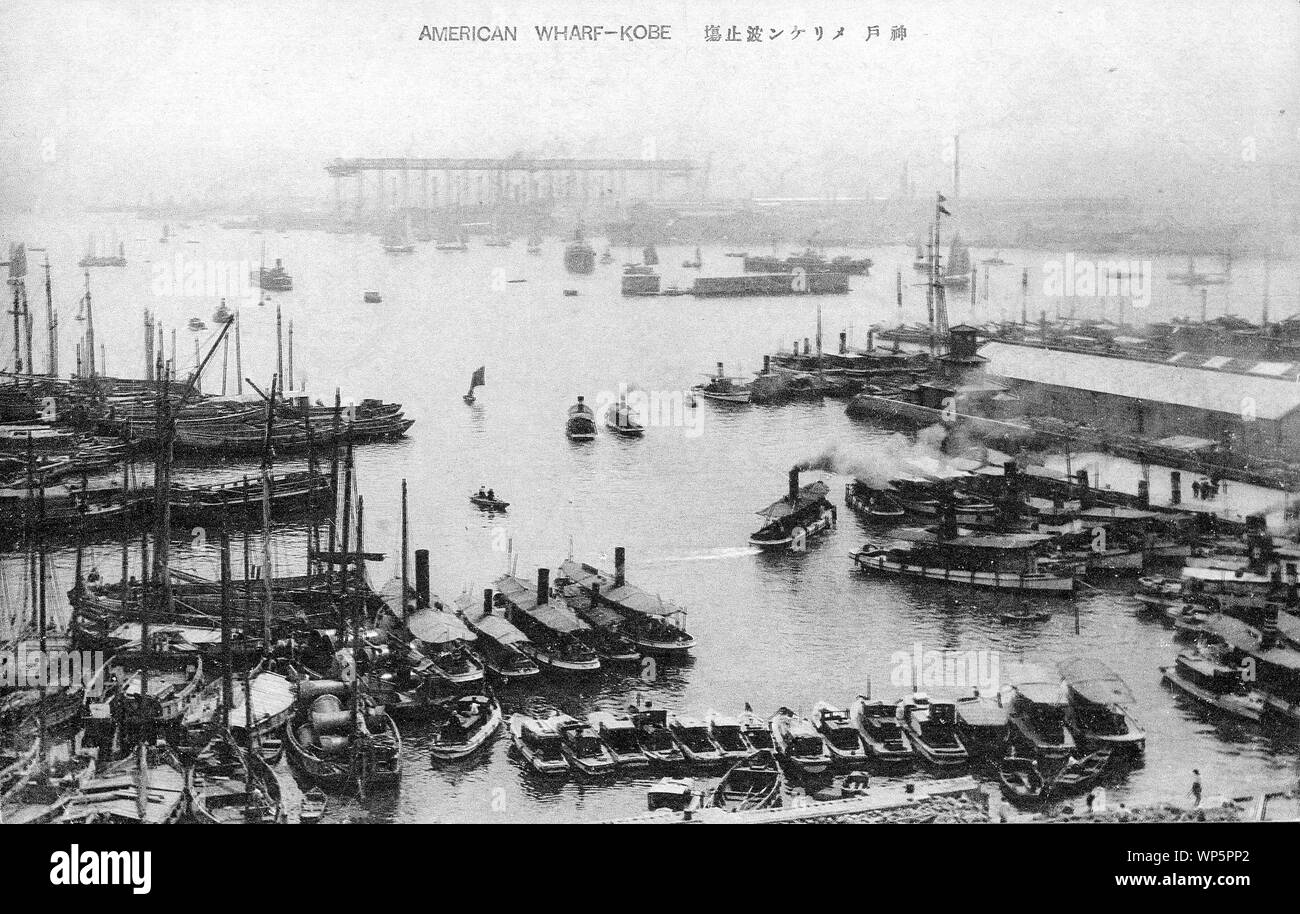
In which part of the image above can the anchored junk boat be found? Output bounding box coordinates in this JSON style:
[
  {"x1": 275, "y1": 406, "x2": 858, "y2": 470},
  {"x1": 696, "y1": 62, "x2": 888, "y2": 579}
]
[{"x1": 748, "y1": 468, "x2": 836, "y2": 550}]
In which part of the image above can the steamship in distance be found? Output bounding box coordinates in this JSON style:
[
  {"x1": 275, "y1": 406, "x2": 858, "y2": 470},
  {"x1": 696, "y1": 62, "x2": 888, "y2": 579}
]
[
  {"x1": 564, "y1": 227, "x2": 596, "y2": 274},
  {"x1": 743, "y1": 248, "x2": 872, "y2": 276},
  {"x1": 748, "y1": 468, "x2": 837, "y2": 550}
]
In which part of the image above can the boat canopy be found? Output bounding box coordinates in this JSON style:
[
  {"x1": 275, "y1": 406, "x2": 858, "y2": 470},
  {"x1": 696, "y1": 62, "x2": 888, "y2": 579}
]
[
  {"x1": 406, "y1": 608, "x2": 476, "y2": 645},
  {"x1": 755, "y1": 481, "x2": 830, "y2": 519},
  {"x1": 493, "y1": 575, "x2": 589, "y2": 633},
  {"x1": 1007, "y1": 663, "x2": 1067, "y2": 705},
  {"x1": 1058, "y1": 658, "x2": 1136, "y2": 707},
  {"x1": 888, "y1": 528, "x2": 1053, "y2": 550},
  {"x1": 1205, "y1": 615, "x2": 1300, "y2": 672},
  {"x1": 558, "y1": 560, "x2": 687, "y2": 619}
]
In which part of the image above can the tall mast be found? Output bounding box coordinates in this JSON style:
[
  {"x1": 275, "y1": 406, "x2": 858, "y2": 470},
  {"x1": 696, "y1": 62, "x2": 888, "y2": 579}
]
[
  {"x1": 44, "y1": 257, "x2": 56, "y2": 377},
  {"x1": 287, "y1": 318, "x2": 294, "y2": 390},
  {"x1": 326, "y1": 390, "x2": 342, "y2": 596},
  {"x1": 219, "y1": 525, "x2": 233, "y2": 731},
  {"x1": 10, "y1": 279, "x2": 21, "y2": 377},
  {"x1": 22, "y1": 281, "x2": 33, "y2": 380},
  {"x1": 400, "y1": 479, "x2": 409, "y2": 618},
  {"x1": 83, "y1": 270, "x2": 96, "y2": 377},
  {"x1": 259, "y1": 374, "x2": 277, "y2": 645},
  {"x1": 234, "y1": 311, "x2": 243, "y2": 395},
  {"x1": 339, "y1": 440, "x2": 354, "y2": 602},
  {"x1": 275, "y1": 304, "x2": 283, "y2": 385}
]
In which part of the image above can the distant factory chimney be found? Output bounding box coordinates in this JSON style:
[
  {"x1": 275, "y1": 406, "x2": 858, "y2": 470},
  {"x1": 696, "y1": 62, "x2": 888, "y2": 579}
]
[{"x1": 788, "y1": 467, "x2": 801, "y2": 503}]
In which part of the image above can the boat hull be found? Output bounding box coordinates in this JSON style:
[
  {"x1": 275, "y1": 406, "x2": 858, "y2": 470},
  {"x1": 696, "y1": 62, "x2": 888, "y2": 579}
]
[{"x1": 852, "y1": 551, "x2": 1076, "y2": 593}]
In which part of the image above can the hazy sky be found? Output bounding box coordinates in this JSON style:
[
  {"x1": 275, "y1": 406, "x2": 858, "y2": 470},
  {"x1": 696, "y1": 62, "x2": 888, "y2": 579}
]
[{"x1": 1, "y1": 0, "x2": 1296, "y2": 210}]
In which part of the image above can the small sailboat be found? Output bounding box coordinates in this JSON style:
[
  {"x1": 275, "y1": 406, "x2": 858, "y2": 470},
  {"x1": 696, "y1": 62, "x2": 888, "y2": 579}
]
[
  {"x1": 941, "y1": 234, "x2": 971, "y2": 288},
  {"x1": 464, "y1": 365, "x2": 485, "y2": 404},
  {"x1": 185, "y1": 731, "x2": 287, "y2": 824},
  {"x1": 565, "y1": 396, "x2": 597, "y2": 440}
]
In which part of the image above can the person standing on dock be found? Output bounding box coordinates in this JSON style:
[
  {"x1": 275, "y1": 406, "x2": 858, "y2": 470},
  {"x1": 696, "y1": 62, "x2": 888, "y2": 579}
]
[
  {"x1": 1191, "y1": 769, "x2": 1202, "y2": 807},
  {"x1": 1192, "y1": 480, "x2": 1202, "y2": 500}
]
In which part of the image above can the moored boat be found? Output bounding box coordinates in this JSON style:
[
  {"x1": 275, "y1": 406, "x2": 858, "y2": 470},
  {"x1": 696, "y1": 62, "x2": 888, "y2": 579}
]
[
  {"x1": 737, "y1": 705, "x2": 774, "y2": 751},
  {"x1": 550, "y1": 713, "x2": 617, "y2": 775},
  {"x1": 706, "y1": 712, "x2": 752, "y2": 760},
  {"x1": 954, "y1": 691, "x2": 1009, "y2": 760},
  {"x1": 769, "y1": 708, "x2": 831, "y2": 776},
  {"x1": 1005, "y1": 667, "x2": 1076, "y2": 762},
  {"x1": 588, "y1": 711, "x2": 651, "y2": 768},
  {"x1": 899, "y1": 694, "x2": 969, "y2": 767},
  {"x1": 630, "y1": 706, "x2": 685, "y2": 765},
  {"x1": 709, "y1": 749, "x2": 784, "y2": 811},
  {"x1": 748, "y1": 468, "x2": 836, "y2": 550},
  {"x1": 669, "y1": 714, "x2": 726, "y2": 767},
  {"x1": 848, "y1": 695, "x2": 915, "y2": 765},
  {"x1": 283, "y1": 677, "x2": 402, "y2": 793},
  {"x1": 565, "y1": 397, "x2": 597, "y2": 440},
  {"x1": 428, "y1": 694, "x2": 501, "y2": 762},
  {"x1": 1059, "y1": 657, "x2": 1145, "y2": 754},
  {"x1": 811, "y1": 701, "x2": 868, "y2": 766},
  {"x1": 508, "y1": 713, "x2": 570, "y2": 775},
  {"x1": 185, "y1": 732, "x2": 286, "y2": 824},
  {"x1": 1161, "y1": 652, "x2": 1267, "y2": 723}
]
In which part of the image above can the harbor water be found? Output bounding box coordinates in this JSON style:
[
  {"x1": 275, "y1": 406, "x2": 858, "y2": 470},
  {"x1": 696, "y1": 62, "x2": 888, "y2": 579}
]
[{"x1": 2, "y1": 216, "x2": 1299, "y2": 821}]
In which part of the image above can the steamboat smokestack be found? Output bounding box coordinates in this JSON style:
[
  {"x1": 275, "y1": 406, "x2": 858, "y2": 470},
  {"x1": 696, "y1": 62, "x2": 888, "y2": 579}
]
[
  {"x1": 716, "y1": 361, "x2": 724, "y2": 378},
  {"x1": 788, "y1": 466, "x2": 800, "y2": 502},
  {"x1": 482, "y1": 588, "x2": 493, "y2": 616},
  {"x1": 1169, "y1": 471, "x2": 1181, "y2": 506},
  {"x1": 536, "y1": 567, "x2": 550, "y2": 605},
  {"x1": 614, "y1": 546, "x2": 625, "y2": 588},
  {"x1": 839, "y1": 331, "x2": 847, "y2": 354}
]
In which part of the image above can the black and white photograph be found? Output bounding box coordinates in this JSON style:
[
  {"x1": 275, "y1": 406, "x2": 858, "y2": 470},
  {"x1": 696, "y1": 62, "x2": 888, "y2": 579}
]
[{"x1": 0, "y1": 0, "x2": 1296, "y2": 887}]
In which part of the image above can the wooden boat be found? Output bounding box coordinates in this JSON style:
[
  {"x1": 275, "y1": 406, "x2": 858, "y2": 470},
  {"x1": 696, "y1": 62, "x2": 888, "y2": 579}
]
[
  {"x1": 283, "y1": 678, "x2": 402, "y2": 793},
  {"x1": 710, "y1": 749, "x2": 783, "y2": 811},
  {"x1": 181, "y1": 664, "x2": 295, "y2": 754},
  {"x1": 454, "y1": 592, "x2": 540, "y2": 681},
  {"x1": 1048, "y1": 749, "x2": 1113, "y2": 796},
  {"x1": 1000, "y1": 609, "x2": 1051, "y2": 623},
  {"x1": 811, "y1": 701, "x2": 869, "y2": 766},
  {"x1": 470, "y1": 493, "x2": 509, "y2": 512},
  {"x1": 550, "y1": 713, "x2": 617, "y2": 775},
  {"x1": 299, "y1": 787, "x2": 327, "y2": 824},
  {"x1": 844, "y1": 483, "x2": 906, "y2": 522},
  {"x1": 998, "y1": 754, "x2": 1045, "y2": 803},
  {"x1": 852, "y1": 529, "x2": 1076, "y2": 594},
  {"x1": 647, "y1": 778, "x2": 698, "y2": 812},
  {"x1": 493, "y1": 573, "x2": 602, "y2": 675},
  {"x1": 1005, "y1": 667, "x2": 1077, "y2": 762},
  {"x1": 899, "y1": 695, "x2": 969, "y2": 767},
  {"x1": 428, "y1": 694, "x2": 501, "y2": 762},
  {"x1": 57, "y1": 744, "x2": 188, "y2": 824},
  {"x1": 848, "y1": 696, "x2": 915, "y2": 765},
  {"x1": 403, "y1": 605, "x2": 486, "y2": 685},
  {"x1": 91, "y1": 646, "x2": 206, "y2": 745},
  {"x1": 565, "y1": 397, "x2": 597, "y2": 440},
  {"x1": 737, "y1": 707, "x2": 774, "y2": 751},
  {"x1": 769, "y1": 708, "x2": 831, "y2": 776},
  {"x1": 630, "y1": 707, "x2": 685, "y2": 765},
  {"x1": 838, "y1": 770, "x2": 873, "y2": 797},
  {"x1": 185, "y1": 732, "x2": 286, "y2": 824},
  {"x1": 508, "y1": 713, "x2": 569, "y2": 775},
  {"x1": 588, "y1": 711, "x2": 650, "y2": 767},
  {"x1": 463, "y1": 366, "x2": 484, "y2": 405},
  {"x1": 669, "y1": 714, "x2": 726, "y2": 767},
  {"x1": 1059, "y1": 658, "x2": 1145, "y2": 754},
  {"x1": 706, "y1": 712, "x2": 753, "y2": 760},
  {"x1": 954, "y1": 692, "x2": 1009, "y2": 760},
  {"x1": 1161, "y1": 653, "x2": 1267, "y2": 723},
  {"x1": 749, "y1": 469, "x2": 836, "y2": 550}
]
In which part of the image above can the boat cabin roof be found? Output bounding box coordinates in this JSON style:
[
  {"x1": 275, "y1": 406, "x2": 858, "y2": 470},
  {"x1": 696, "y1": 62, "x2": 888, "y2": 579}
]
[
  {"x1": 756, "y1": 481, "x2": 831, "y2": 519},
  {"x1": 493, "y1": 575, "x2": 590, "y2": 633},
  {"x1": 559, "y1": 560, "x2": 686, "y2": 618},
  {"x1": 1058, "y1": 657, "x2": 1136, "y2": 706},
  {"x1": 889, "y1": 527, "x2": 1053, "y2": 550},
  {"x1": 406, "y1": 608, "x2": 476, "y2": 645},
  {"x1": 1205, "y1": 615, "x2": 1300, "y2": 671}
]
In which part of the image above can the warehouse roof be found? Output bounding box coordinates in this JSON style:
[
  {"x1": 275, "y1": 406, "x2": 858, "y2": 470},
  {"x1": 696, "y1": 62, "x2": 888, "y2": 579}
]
[{"x1": 980, "y1": 342, "x2": 1300, "y2": 420}]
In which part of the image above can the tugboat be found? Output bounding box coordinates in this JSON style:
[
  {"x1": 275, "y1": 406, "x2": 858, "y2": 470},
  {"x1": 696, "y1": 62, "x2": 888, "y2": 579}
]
[
  {"x1": 1161, "y1": 651, "x2": 1267, "y2": 723},
  {"x1": 251, "y1": 257, "x2": 293, "y2": 291},
  {"x1": 565, "y1": 396, "x2": 597, "y2": 440},
  {"x1": 563, "y1": 228, "x2": 596, "y2": 274},
  {"x1": 693, "y1": 362, "x2": 752, "y2": 404},
  {"x1": 748, "y1": 467, "x2": 836, "y2": 550},
  {"x1": 605, "y1": 394, "x2": 645, "y2": 437}
]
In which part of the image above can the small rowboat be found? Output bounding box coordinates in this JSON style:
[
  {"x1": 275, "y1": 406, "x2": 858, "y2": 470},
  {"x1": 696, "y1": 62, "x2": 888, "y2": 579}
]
[
  {"x1": 710, "y1": 749, "x2": 783, "y2": 811},
  {"x1": 299, "y1": 787, "x2": 327, "y2": 824},
  {"x1": 428, "y1": 695, "x2": 502, "y2": 762},
  {"x1": 1000, "y1": 609, "x2": 1051, "y2": 624},
  {"x1": 1049, "y1": 749, "x2": 1113, "y2": 796},
  {"x1": 998, "y1": 755, "x2": 1045, "y2": 803},
  {"x1": 470, "y1": 494, "x2": 509, "y2": 512}
]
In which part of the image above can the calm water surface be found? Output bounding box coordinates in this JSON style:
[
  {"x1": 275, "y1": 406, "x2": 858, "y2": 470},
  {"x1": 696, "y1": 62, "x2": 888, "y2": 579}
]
[{"x1": 2, "y1": 216, "x2": 1299, "y2": 821}]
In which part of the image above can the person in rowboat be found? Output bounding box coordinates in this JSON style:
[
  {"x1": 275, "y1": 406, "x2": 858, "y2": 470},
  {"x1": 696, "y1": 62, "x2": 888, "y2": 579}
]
[
  {"x1": 477, "y1": 486, "x2": 487, "y2": 498},
  {"x1": 487, "y1": 489, "x2": 495, "y2": 501}
]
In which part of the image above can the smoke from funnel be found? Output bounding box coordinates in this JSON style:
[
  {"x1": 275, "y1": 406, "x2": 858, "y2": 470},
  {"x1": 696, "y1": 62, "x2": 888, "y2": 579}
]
[{"x1": 794, "y1": 424, "x2": 960, "y2": 489}]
